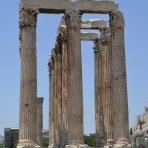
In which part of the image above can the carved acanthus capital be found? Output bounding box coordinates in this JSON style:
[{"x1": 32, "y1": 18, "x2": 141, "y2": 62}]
[
  {"x1": 94, "y1": 38, "x2": 102, "y2": 53},
  {"x1": 65, "y1": 9, "x2": 81, "y2": 27},
  {"x1": 109, "y1": 11, "x2": 125, "y2": 29},
  {"x1": 19, "y1": 8, "x2": 38, "y2": 29},
  {"x1": 48, "y1": 54, "x2": 55, "y2": 71},
  {"x1": 94, "y1": 39, "x2": 99, "y2": 53},
  {"x1": 58, "y1": 26, "x2": 67, "y2": 42},
  {"x1": 55, "y1": 33, "x2": 62, "y2": 54},
  {"x1": 100, "y1": 27, "x2": 111, "y2": 45}
]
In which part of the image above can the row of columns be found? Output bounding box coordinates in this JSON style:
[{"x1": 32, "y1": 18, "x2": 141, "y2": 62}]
[
  {"x1": 48, "y1": 10, "x2": 85, "y2": 148},
  {"x1": 18, "y1": 7, "x2": 129, "y2": 148},
  {"x1": 48, "y1": 11, "x2": 129, "y2": 148}
]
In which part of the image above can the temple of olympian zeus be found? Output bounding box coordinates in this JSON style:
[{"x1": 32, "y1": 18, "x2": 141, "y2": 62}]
[{"x1": 18, "y1": 0, "x2": 130, "y2": 148}]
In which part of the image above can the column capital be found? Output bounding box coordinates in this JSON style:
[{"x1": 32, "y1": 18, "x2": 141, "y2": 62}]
[
  {"x1": 109, "y1": 10, "x2": 125, "y2": 29},
  {"x1": 58, "y1": 26, "x2": 67, "y2": 42},
  {"x1": 65, "y1": 9, "x2": 81, "y2": 26},
  {"x1": 94, "y1": 38, "x2": 102, "y2": 53},
  {"x1": 48, "y1": 54, "x2": 55, "y2": 70},
  {"x1": 100, "y1": 27, "x2": 111, "y2": 45},
  {"x1": 19, "y1": 8, "x2": 38, "y2": 29},
  {"x1": 94, "y1": 39, "x2": 99, "y2": 53},
  {"x1": 55, "y1": 34, "x2": 62, "y2": 54}
]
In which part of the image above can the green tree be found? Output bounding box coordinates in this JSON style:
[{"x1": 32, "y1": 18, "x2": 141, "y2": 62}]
[{"x1": 84, "y1": 133, "x2": 96, "y2": 147}]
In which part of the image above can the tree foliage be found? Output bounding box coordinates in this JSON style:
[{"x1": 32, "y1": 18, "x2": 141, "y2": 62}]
[{"x1": 84, "y1": 133, "x2": 96, "y2": 147}]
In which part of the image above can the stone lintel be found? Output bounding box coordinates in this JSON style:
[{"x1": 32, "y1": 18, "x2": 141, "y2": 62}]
[
  {"x1": 81, "y1": 32, "x2": 99, "y2": 41},
  {"x1": 81, "y1": 19, "x2": 107, "y2": 29},
  {"x1": 60, "y1": 18, "x2": 108, "y2": 29},
  {"x1": 20, "y1": 0, "x2": 118, "y2": 14}
]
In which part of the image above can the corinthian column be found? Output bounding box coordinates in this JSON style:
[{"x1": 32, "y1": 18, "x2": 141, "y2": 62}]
[
  {"x1": 48, "y1": 51, "x2": 56, "y2": 148},
  {"x1": 94, "y1": 38, "x2": 105, "y2": 148},
  {"x1": 37, "y1": 97, "x2": 44, "y2": 147},
  {"x1": 17, "y1": 8, "x2": 40, "y2": 148},
  {"x1": 109, "y1": 11, "x2": 129, "y2": 147},
  {"x1": 54, "y1": 34, "x2": 63, "y2": 147},
  {"x1": 59, "y1": 26, "x2": 68, "y2": 146},
  {"x1": 64, "y1": 10, "x2": 85, "y2": 148},
  {"x1": 99, "y1": 28, "x2": 114, "y2": 147}
]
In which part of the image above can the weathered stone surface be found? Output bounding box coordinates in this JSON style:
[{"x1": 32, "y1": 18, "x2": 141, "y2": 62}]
[
  {"x1": 81, "y1": 32, "x2": 99, "y2": 41},
  {"x1": 94, "y1": 38, "x2": 105, "y2": 147},
  {"x1": 81, "y1": 19, "x2": 107, "y2": 29},
  {"x1": 64, "y1": 10, "x2": 84, "y2": 146},
  {"x1": 48, "y1": 52, "x2": 55, "y2": 147},
  {"x1": 109, "y1": 11, "x2": 129, "y2": 145},
  {"x1": 59, "y1": 26, "x2": 68, "y2": 146},
  {"x1": 37, "y1": 97, "x2": 44, "y2": 147},
  {"x1": 20, "y1": 0, "x2": 118, "y2": 13},
  {"x1": 99, "y1": 28, "x2": 114, "y2": 147},
  {"x1": 60, "y1": 17, "x2": 107, "y2": 29},
  {"x1": 54, "y1": 34, "x2": 63, "y2": 147},
  {"x1": 18, "y1": 8, "x2": 40, "y2": 148}
]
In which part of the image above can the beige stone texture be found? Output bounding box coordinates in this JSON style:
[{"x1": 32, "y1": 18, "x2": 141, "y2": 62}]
[
  {"x1": 81, "y1": 32, "x2": 99, "y2": 41},
  {"x1": 20, "y1": 0, "x2": 118, "y2": 13},
  {"x1": 48, "y1": 51, "x2": 56, "y2": 147},
  {"x1": 81, "y1": 19, "x2": 107, "y2": 29},
  {"x1": 109, "y1": 11, "x2": 129, "y2": 145},
  {"x1": 37, "y1": 97, "x2": 44, "y2": 147},
  {"x1": 64, "y1": 10, "x2": 84, "y2": 146},
  {"x1": 18, "y1": 8, "x2": 40, "y2": 148},
  {"x1": 94, "y1": 38, "x2": 105, "y2": 147},
  {"x1": 60, "y1": 17, "x2": 107, "y2": 29}
]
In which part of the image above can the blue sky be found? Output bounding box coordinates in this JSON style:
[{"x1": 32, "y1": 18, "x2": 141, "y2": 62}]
[{"x1": 0, "y1": 0, "x2": 148, "y2": 136}]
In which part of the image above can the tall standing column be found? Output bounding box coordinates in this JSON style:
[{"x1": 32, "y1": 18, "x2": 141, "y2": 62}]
[
  {"x1": 99, "y1": 28, "x2": 114, "y2": 147},
  {"x1": 109, "y1": 11, "x2": 129, "y2": 147},
  {"x1": 37, "y1": 97, "x2": 44, "y2": 147},
  {"x1": 64, "y1": 10, "x2": 85, "y2": 147},
  {"x1": 55, "y1": 34, "x2": 63, "y2": 147},
  {"x1": 94, "y1": 39, "x2": 105, "y2": 148},
  {"x1": 59, "y1": 26, "x2": 68, "y2": 146},
  {"x1": 48, "y1": 51, "x2": 56, "y2": 148},
  {"x1": 18, "y1": 8, "x2": 40, "y2": 148}
]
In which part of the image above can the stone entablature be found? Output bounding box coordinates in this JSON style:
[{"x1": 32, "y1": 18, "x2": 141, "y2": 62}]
[{"x1": 20, "y1": 0, "x2": 119, "y2": 13}]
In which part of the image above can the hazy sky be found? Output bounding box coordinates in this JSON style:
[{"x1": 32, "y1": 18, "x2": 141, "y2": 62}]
[{"x1": 0, "y1": 0, "x2": 148, "y2": 136}]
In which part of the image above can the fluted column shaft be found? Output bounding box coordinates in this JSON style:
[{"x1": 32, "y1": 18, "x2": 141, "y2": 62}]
[
  {"x1": 109, "y1": 11, "x2": 129, "y2": 144},
  {"x1": 99, "y1": 28, "x2": 114, "y2": 146},
  {"x1": 60, "y1": 26, "x2": 68, "y2": 146},
  {"x1": 48, "y1": 62, "x2": 52, "y2": 146},
  {"x1": 37, "y1": 97, "x2": 44, "y2": 147},
  {"x1": 64, "y1": 10, "x2": 84, "y2": 146},
  {"x1": 55, "y1": 34, "x2": 63, "y2": 147},
  {"x1": 48, "y1": 51, "x2": 56, "y2": 147},
  {"x1": 94, "y1": 39, "x2": 105, "y2": 147},
  {"x1": 18, "y1": 8, "x2": 39, "y2": 147}
]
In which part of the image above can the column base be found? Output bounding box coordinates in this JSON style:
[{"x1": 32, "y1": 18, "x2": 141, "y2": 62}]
[
  {"x1": 104, "y1": 146, "x2": 113, "y2": 148},
  {"x1": 113, "y1": 144, "x2": 131, "y2": 148},
  {"x1": 65, "y1": 144, "x2": 88, "y2": 148},
  {"x1": 112, "y1": 138, "x2": 131, "y2": 148},
  {"x1": 104, "y1": 141, "x2": 114, "y2": 148},
  {"x1": 17, "y1": 140, "x2": 40, "y2": 148},
  {"x1": 48, "y1": 144, "x2": 57, "y2": 148}
]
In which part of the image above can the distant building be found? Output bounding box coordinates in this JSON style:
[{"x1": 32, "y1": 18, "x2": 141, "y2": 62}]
[
  {"x1": 4, "y1": 128, "x2": 50, "y2": 148},
  {"x1": 4, "y1": 128, "x2": 19, "y2": 148},
  {"x1": 0, "y1": 135, "x2": 4, "y2": 144}
]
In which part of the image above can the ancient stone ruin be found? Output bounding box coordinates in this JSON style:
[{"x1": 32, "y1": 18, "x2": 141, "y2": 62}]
[{"x1": 18, "y1": 0, "x2": 130, "y2": 148}]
